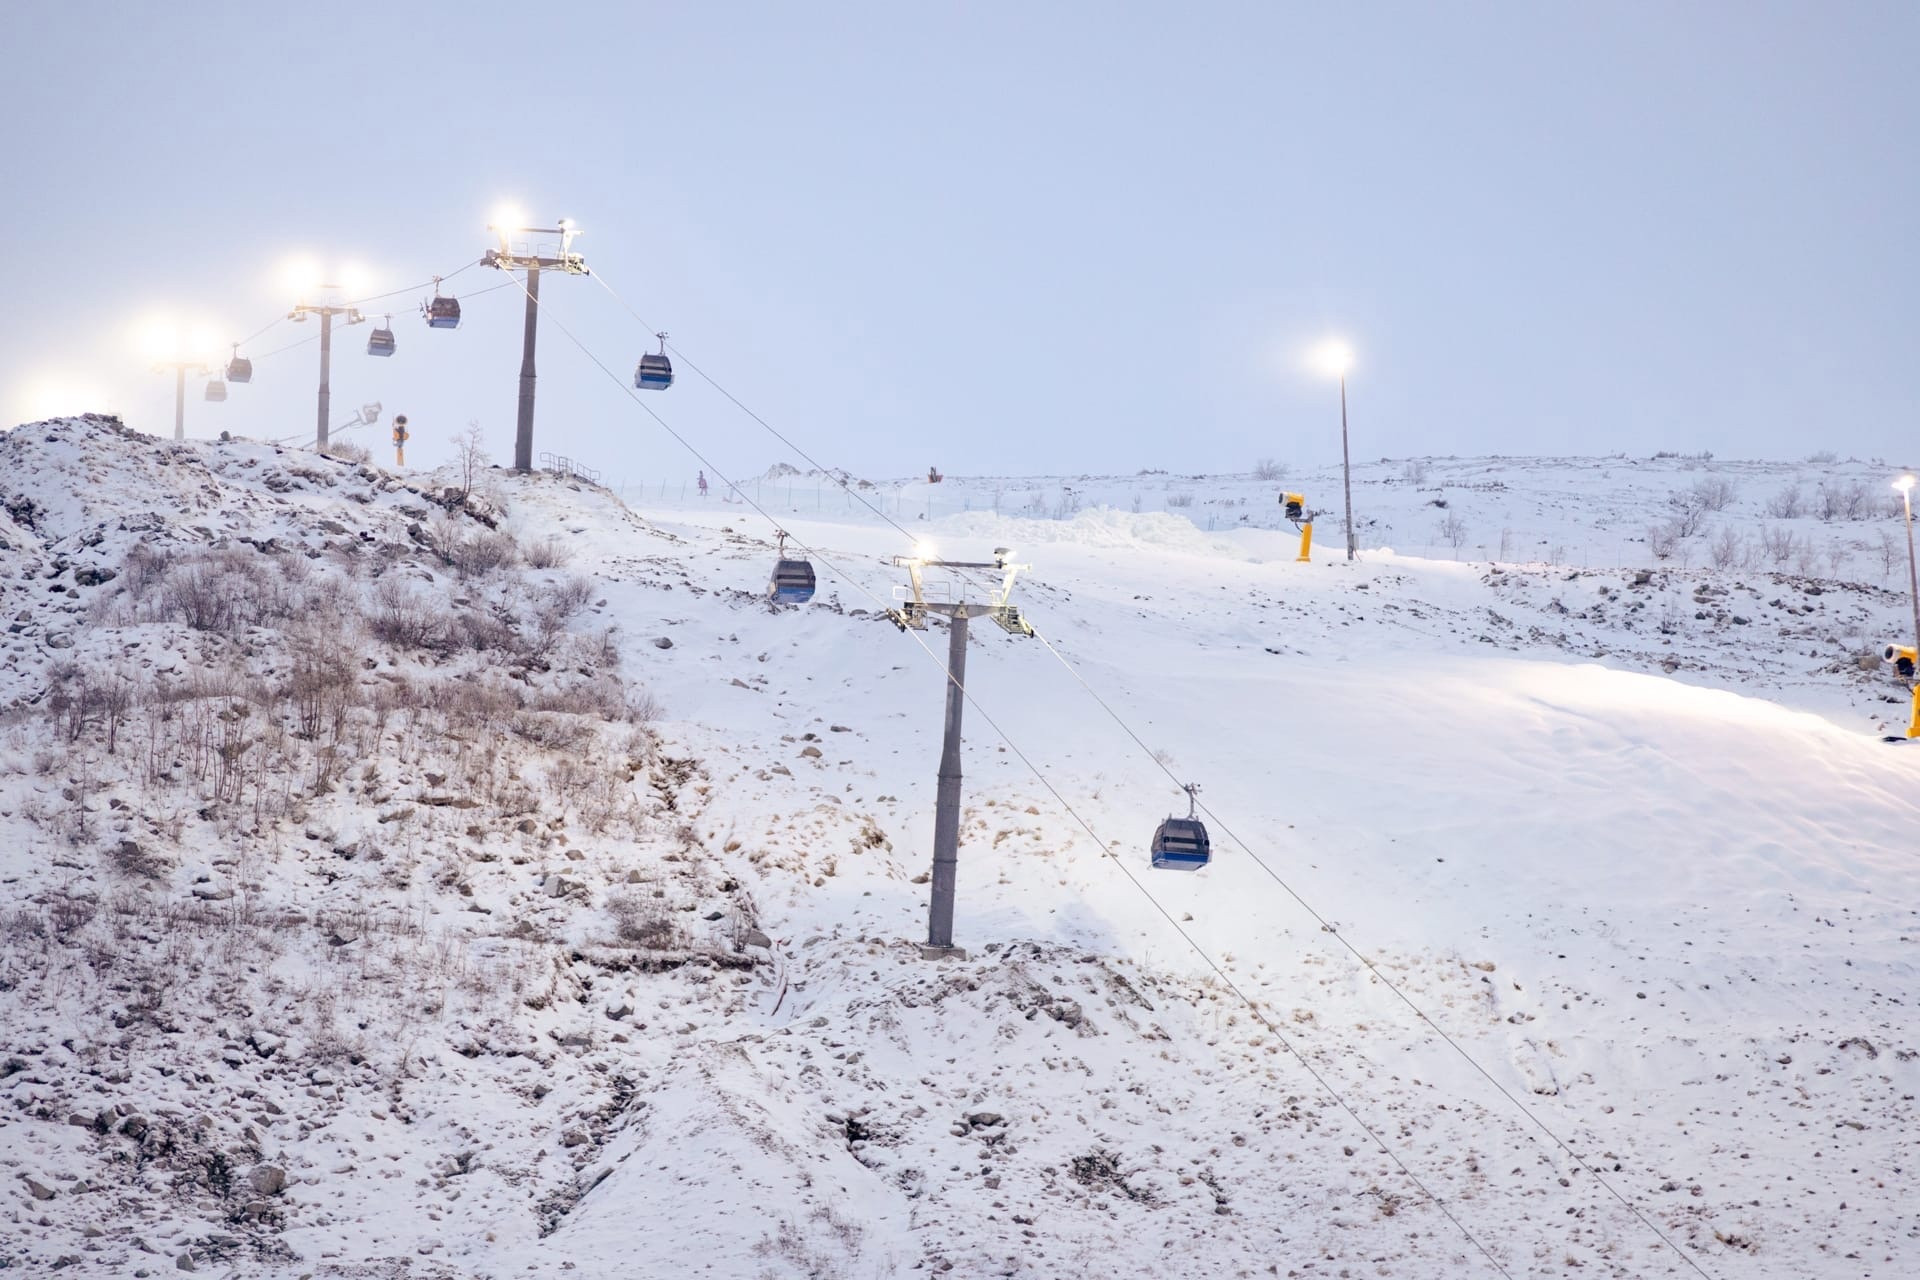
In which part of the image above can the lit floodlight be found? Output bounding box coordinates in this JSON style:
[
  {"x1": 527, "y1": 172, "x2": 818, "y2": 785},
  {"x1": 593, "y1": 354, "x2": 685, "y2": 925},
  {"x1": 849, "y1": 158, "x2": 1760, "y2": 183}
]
[
  {"x1": 490, "y1": 204, "x2": 526, "y2": 232},
  {"x1": 280, "y1": 255, "x2": 325, "y2": 298},
  {"x1": 1312, "y1": 338, "x2": 1355, "y2": 378},
  {"x1": 913, "y1": 539, "x2": 938, "y2": 561},
  {"x1": 1896, "y1": 475, "x2": 1916, "y2": 494}
]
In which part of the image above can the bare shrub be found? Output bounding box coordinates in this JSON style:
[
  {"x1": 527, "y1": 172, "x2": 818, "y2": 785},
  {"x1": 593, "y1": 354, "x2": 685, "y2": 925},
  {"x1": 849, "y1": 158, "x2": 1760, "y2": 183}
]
[
  {"x1": 164, "y1": 566, "x2": 238, "y2": 632},
  {"x1": 1436, "y1": 512, "x2": 1469, "y2": 555},
  {"x1": 1765, "y1": 485, "x2": 1804, "y2": 520},
  {"x1": 1647, "y1": 522, "x2": 1679, "y2": 560},
  {"x1": 1761, "y1": 525, "x2": 1798, "y2": 564},
  {"x1": 446, "y1": 529, "x2": 519, "y2": 581},
  {"x1": 1252, "y1": 458, "x2": 1288, "y2": 482},
  {"x1": 122, "y1": 544, "x2": 171, "y2": 602},
  {"x1": 1689, "y1": 476, "x2": 1737, "y2": 512},
  {"x1": 1403, "y1": 459, "x2": 1431, "y2": 485},
  {"x1": 368, "y1": 578, "x2": 446, "y2": 650},
  {"x1": 1708, "y1": 527, "x2": 1743, "y2": 570},
  {"x1": 1879, "y1": 529, "x2": 1901, "y2": 583},
  {"x1": 1804, "y1": 449, "x2": 1839, "y2": 464},
  {"x1": 324, "y1": 440, "x2": 371, "y2": 465},
  {"x1": 523, "y1": 535, "x2": 572, "y2": 569},
  {"x1": 453, "y1": 421, "x2": 488, "y2": 499},
  {"x1": 1165, "y1": 493, "x2": 1195, "y2": 509}
]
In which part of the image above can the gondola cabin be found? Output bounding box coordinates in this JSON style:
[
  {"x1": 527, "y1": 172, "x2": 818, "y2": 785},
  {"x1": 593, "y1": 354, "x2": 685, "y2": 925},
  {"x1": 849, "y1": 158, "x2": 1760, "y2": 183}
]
[
  {"x1": 768, "y1": 558, "x2": 816, "y2": 603},
  {"x1": 635, "y1": 331, "x2": 673, "y2": 390},
  {"x1": 635, "y1": 352, "x2": 672, "y2": 391},
  {"x1": 425, "y1": 296, "x2": 461, "y2": 329},
  {"x1": 1150, "y1": 816, "x2": 1210, "y2": 870},
  {"x1": 226, "y1": 354, "x2": 252, "y2": 384},
  {"x1": 203, "y1": 379, "x2": 227, "y2": 403},
  {"x1": 367, "y1": 327, "x2": 397, "y2": 357}
]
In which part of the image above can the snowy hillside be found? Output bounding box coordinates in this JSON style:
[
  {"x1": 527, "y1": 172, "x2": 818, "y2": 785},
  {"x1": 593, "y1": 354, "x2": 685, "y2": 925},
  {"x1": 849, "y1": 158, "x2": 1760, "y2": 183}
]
[{"x1": 1, "y1": 417, "x2": 1916, "y2": 1279}]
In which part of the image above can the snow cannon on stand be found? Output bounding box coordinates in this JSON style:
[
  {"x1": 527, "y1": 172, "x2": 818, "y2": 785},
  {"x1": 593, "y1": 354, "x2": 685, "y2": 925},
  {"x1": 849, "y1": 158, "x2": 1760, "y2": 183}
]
[
  {"x1": 1279, "y1": 492, "x2": 1312, "y2": 563},
  {"x1": 1880, "y1": 645, "x2": 1920, "y2": 741}
]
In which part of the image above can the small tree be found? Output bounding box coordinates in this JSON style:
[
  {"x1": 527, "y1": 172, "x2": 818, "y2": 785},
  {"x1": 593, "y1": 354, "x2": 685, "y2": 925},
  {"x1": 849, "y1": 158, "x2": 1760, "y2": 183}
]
[
  {"x1": 1252, "y1": 458, "x2": 1288, "y2": 482},
  {"x1": 453, "y1": 421, "x2": 489, "y2": 500}
]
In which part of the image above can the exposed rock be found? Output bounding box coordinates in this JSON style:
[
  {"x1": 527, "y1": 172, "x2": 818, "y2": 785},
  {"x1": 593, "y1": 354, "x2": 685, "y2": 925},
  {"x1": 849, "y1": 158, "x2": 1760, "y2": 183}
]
[
  {"x1": 248, "y1": 1164, "x2": 287, "y2": 1196},
  {"x1": 652, "y1": 636, "x2": 674, "y2": 649},
  {"x1": 24, "y1": 1174, "x2": 56, "y2": 1200}
]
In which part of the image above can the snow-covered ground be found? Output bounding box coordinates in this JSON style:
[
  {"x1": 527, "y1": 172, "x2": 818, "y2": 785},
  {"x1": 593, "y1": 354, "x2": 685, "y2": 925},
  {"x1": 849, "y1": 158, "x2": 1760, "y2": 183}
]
[{"x1": 0, "y1": 417, "x2": 1915, "y2": 1278}]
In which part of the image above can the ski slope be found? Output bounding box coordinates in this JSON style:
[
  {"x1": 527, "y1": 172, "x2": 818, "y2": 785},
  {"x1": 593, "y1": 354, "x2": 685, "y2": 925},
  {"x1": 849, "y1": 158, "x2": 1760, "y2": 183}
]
[{"x1": 0, "y1": 418, "x2": 1915, "y2": 1278}]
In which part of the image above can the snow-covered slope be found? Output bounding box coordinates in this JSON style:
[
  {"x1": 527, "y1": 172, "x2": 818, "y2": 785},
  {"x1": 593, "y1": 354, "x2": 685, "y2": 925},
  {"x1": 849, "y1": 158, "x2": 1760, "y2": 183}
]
[{"x1": 1, "y1": 418, "x2": 1915, "y2": 1278}]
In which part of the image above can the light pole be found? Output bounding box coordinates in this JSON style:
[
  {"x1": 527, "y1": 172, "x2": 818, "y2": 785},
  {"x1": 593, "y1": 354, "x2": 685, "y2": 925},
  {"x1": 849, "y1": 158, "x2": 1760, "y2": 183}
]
[
  {"x1": 1897, "y1": 475, "x2": 1920, "y2": 657},
  {"x1": 1314, "y1": 340, "x2": 1358, "y2": 561}
]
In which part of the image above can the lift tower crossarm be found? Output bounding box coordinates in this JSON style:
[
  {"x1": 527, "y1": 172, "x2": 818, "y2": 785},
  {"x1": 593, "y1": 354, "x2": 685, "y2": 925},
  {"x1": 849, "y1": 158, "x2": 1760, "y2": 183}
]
[{"x1": 482, "y1": 219, "x2": 589, "y2": 473}]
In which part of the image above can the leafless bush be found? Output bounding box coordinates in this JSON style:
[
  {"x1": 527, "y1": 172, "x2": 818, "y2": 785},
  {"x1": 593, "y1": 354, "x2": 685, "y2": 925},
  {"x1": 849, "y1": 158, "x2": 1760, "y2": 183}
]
[
  {"x1": 368, "y1": 578, "x2": 446, "y2": 650},
  {"x1": 324, "y1": 440, "x2": 371, "y2": 465},
  {"x1": 1252, "y1": 458, "x2": 1287, "y2": 482},
  {"x1": 1647, "y1": 522, "x2": 1680, "y2": 560},
  {"x1": 509, "y1": 710, "x2": 594, "y2": 751},
  {"x1": 1403, "y1": 459, "x2": 1431, "y2": 484},
  {"x1": 453, "y1": 421, "x2": 488, "y2": 499},
  {"x1": 1689, "y1": 476, "x2": 1737, "y2": 512},
  {"x1": 1665, "y1": 488, "x2": 1710, "y2": 538},
  {"x1": 1165, "y1": 493, "x2": 1195, "y2": 509},
  {"x1": 1436, "y1": 512, "x2": 1470, "y2": 555},
  {"x1": 1765, "y1": 485, "x2": 1804, "y2": 520},
  {"x1": 523, "y1": 535, "x2": 572, "y2": 569},
  {"x1": 122, "y1": 544, "x2": 171, "y2": 601},
  {"x1": 1879, "y1": 529, "x2": 1901, "y2": 583},
  {"x1": 1817, "y1": 480, "x2": 1872, "y2": 521},
  {"x1": 1761, "y1": 525, "x2": 1798, "y2": 564},
  {"x1": 1708, "y1": 527, "x2": 1743, "y2": 570},
  {"x1": 1804, "y1": 449, "x2": 1839, "y2": 464},
  {"x1": 605, "y1": 892, "x2": 682, "y2": 950},
  {"x1": 446, "y1": 529, "x2": 519, "y2": 581},
  {"x1": 454, "y1": 608, "x2": 519, "y2": 653},
  {"x1": 164, "y1": 566, "x2": 239, "y2": 632}
]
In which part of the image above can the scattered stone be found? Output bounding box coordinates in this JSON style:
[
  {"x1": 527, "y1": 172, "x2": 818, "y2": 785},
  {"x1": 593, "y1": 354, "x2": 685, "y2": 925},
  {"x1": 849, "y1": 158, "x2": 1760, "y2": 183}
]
[
  {"x1": 744, "y1": 928, "x2": 774, "y2": 949},
  {"x1": 24, "y1": 1174, "x2": 56, "y2": 1200},
  {"x1": 175, "y1": 1252, "x2": 196, "y2": 1272},
  {"x1": 799, "y1": 746, "x2": 823, "y2": 759},
  {"x1": 967, "y1": 1112, "x2": 1005, "y2": 1129},
  {"x1": 652, "y1": 637, "x2": 674, "y2": 649},
  {"x1": 248, "y1": 1164, "x2": 287, "y2": 1197}
]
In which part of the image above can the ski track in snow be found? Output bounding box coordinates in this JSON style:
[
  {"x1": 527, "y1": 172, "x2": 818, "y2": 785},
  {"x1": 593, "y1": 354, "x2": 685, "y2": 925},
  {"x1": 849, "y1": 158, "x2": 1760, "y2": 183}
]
[{"x1": 0, "y1": 418, "x2": 1914, "y2": 1278}]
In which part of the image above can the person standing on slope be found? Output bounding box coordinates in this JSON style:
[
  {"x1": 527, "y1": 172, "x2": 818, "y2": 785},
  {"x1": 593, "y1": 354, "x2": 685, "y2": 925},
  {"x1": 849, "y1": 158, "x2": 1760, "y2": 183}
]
[{"x1": 697, "y1": 470, "x2": 709, "y2": 497}]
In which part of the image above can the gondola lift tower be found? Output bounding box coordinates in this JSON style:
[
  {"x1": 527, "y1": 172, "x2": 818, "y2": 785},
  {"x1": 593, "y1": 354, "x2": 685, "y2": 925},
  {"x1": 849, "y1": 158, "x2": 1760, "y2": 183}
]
[
  {"x1": 887, "y1": 545, "x2": 1036, "y2": 959},
  {"x1": 482, "y1": 215, "x2": 588, "y2": 472}
]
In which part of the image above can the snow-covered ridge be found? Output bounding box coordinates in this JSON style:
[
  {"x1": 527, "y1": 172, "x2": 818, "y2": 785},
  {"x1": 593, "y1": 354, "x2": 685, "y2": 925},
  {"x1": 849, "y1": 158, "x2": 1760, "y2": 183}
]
[{"x1": 0, "y1": 417, "x2": 1916, "y2": 1277}]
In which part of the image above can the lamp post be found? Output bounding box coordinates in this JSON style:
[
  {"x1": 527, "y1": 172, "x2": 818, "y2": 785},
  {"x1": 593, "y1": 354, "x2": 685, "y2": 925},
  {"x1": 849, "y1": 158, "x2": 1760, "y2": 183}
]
[
  {"x1": 1897, "y1": 475, "x2": 1920, "y2": 657},
  {"x1": 1314, "y1": 340, "x2": 1358, "y2": 561}
]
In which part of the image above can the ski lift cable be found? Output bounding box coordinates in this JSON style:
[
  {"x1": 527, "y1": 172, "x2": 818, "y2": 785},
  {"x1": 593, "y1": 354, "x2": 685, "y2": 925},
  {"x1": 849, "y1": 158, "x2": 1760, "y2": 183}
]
[
  {"x1": 587, "y1": 264, "x2": 1697, "y2": 1277},
  {"x1": 501, "y1": 272, "x2": 1519, "y2": 1278},
  {"x1": 586, "y1": 269, "x2": 970, "y2": 555},
  {"x1": 1025, "y1": 625, "x2": 1717, "y2": 1279},
  {"x1": 343, "y1": 258, "x2": 481, "y2": 308},
  {"x1": 216, "y1": 260, "x2": 487, "y2": 372}
]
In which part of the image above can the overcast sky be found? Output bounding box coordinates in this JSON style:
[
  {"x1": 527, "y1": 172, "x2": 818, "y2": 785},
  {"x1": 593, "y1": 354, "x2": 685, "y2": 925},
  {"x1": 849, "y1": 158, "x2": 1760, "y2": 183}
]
[{"x1": 5, "y1": 1, "x2": 1916, "y2": 482}]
